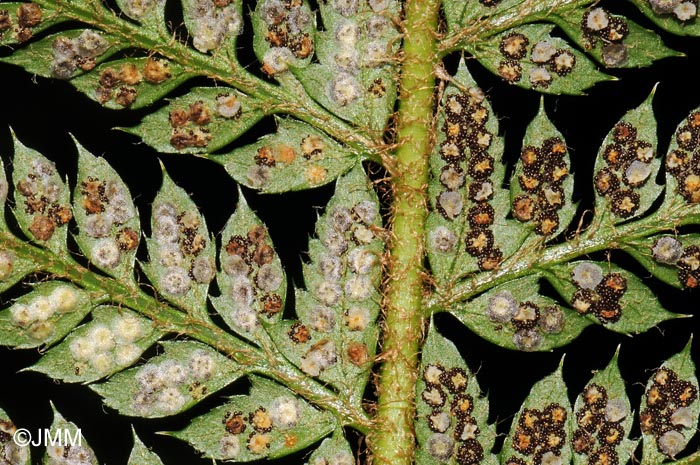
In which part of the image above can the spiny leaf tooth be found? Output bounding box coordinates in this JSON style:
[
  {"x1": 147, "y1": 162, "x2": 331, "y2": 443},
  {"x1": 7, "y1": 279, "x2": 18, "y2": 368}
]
[
  {"x1": 0, "y1": 155, "x2": 7, "y2": 226},
  {"x1": 128, "y1": 428, "x2": 165, "y2": 465}
]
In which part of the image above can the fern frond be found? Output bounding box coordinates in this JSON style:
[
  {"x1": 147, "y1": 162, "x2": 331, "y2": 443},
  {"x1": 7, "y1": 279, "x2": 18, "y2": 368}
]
[
  {"x1": 0, "y1": 0, "x2": 378, "y2": 168},
  {"x1": 426, "y1": 66, "x2": 695, "y2": 353},
  {"x1": 414, "y1": 321, "x2": 700, "y2": 465},
  {"x1": 440, "y1": 0, "x2": 683, "y2": 94},
  {"x1": 0, "y1": 134, "x2": 372, "y2": 461}
]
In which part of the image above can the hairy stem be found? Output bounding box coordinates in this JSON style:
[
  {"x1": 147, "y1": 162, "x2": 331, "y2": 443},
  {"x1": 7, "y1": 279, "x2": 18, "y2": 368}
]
[{"x1": 371, "y1": 0, "x2": 439, "y2": 463}]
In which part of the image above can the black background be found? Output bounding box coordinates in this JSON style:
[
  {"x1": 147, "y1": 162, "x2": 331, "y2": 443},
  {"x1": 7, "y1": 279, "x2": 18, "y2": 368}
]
[{"x1": 1, "y1": 1, "x2": 700, "y2": 464}]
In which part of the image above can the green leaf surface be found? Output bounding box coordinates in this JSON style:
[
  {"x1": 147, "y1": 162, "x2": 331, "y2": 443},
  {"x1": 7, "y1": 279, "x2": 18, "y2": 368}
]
[
  {"x1": 449, "y1": 0, "x2": 561, "y2": 39},
  {"x1": 213, "y1": 191, "x2": 286, "y2": 340},
  {"x1": 0, "y1": 248, "x2": 34, "y2": 293},
  {"x1": 73, "y1": 141, "x2": 140, "y2": 282},
  {"x1": 293, "y1": 0, "x2": 399, "y2": 132},
  {"x1": 456, "y1": 0, "x2": 525, "y2": 33},
  {"x1": 0, "y1": 2, "x2": 67, "y2": 46},
  {"x1": 43, "y1": 405, "x2": 97, "y2": 465},
  {"x1": 144, "y1": 168, "x2": 215, "y2": 316},
  {"x1": 628, "y1": 0, "x2": 700, "y2": 37},
  {"x1": 449, "y1": 276, "x2": 591, "y2": 352},
  {"x1": 510, "y1": 99, "x2": 576, "y2": 239},
  {"x1": 0, "y1": 406, "x2": 30, "y2": 465},
  {"x1": 219, "y1": 118, "x2": 358, "y2": 193},
  {"x1": 303, "y1": 431, "x2": 354, "y2": 465},
  {"x1": 70, "y1": 57, "x2": 194, "y2": 110},
  {"x1": 182, "y1": 0, "x2": 242, "y2": 55},
  {"x1": 0, "y1": 282, "x2": 93, "y2": 349},
  {"x1": 1, "y1": 29, "x2": 124, "y2": 79},
  {"x1": 441, "y1": 0, "x2": 467, "y2": 32},
  {"x1": 545, "y1": 261, "x2": 680, "y2": 334},
  {"x1": 623, "y1": 234, "x2": 700, "y2": 289},
  {"x1": 592, "y1": 88, "x2": 662, "y2": 223},
  {"x1": 426, "y1": 59, "x2": 528, "y2": 285},
  {"x1": 640, "y1": 338, "x2": 699, "y2": 464},
  {"x1": 0, "y1": 156, "x2": 36, "y2": 293},
  {"x1": 253, "y1": 0, "x2": 314, "y2": 75},
  {"x1": 171, "y1": 375, "x2": 335, "y2": 461},
  {"x1": 113, "y1": 0, "x2": 165, "y2": 29},
  {"x1": 0, "y1": 156, "x2": 7, "y2": 229},
  {"x1": 126, "y1": 87, "x2": 263, "y2": 154},
  {"x1": 661, "y1": 106, "x2": 700, "y2": 221},
  {"x1": 501, "y1": 359, "x2": 573, "y2": 465},
  {"x1": 128, "y1": 429, "x2": 164, "y2": 465},
  {"x1": 415, "y1": 322, "x2": 497, "y2": 465},
  {"x1": 553, "y1": 7, "x2": 681, "y2": 68},
  {"x1": 11, "y1": 136, "x2": 72, "y2": 255},
  {"x1": 91, "y1": 340, "x2": 245, "y2": 418},
  {"x1": 267, "y1": 164, "x2": 382, "y2": 400},
  {"x1": 572, "y1": 349, "x2": 638, "y2": 465},
  {"x1": 670, "y1": 451, "x2": 700, "y2": 465},
  {"x1": 28, "y1": 306, "x2": 162, "y2": 383},
  {"x1": 294, "y1": 61, "x2": 397, "y2": 134},
  {"x1": 472, "y1": 24, "x2": 613, "y2": 95}
]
